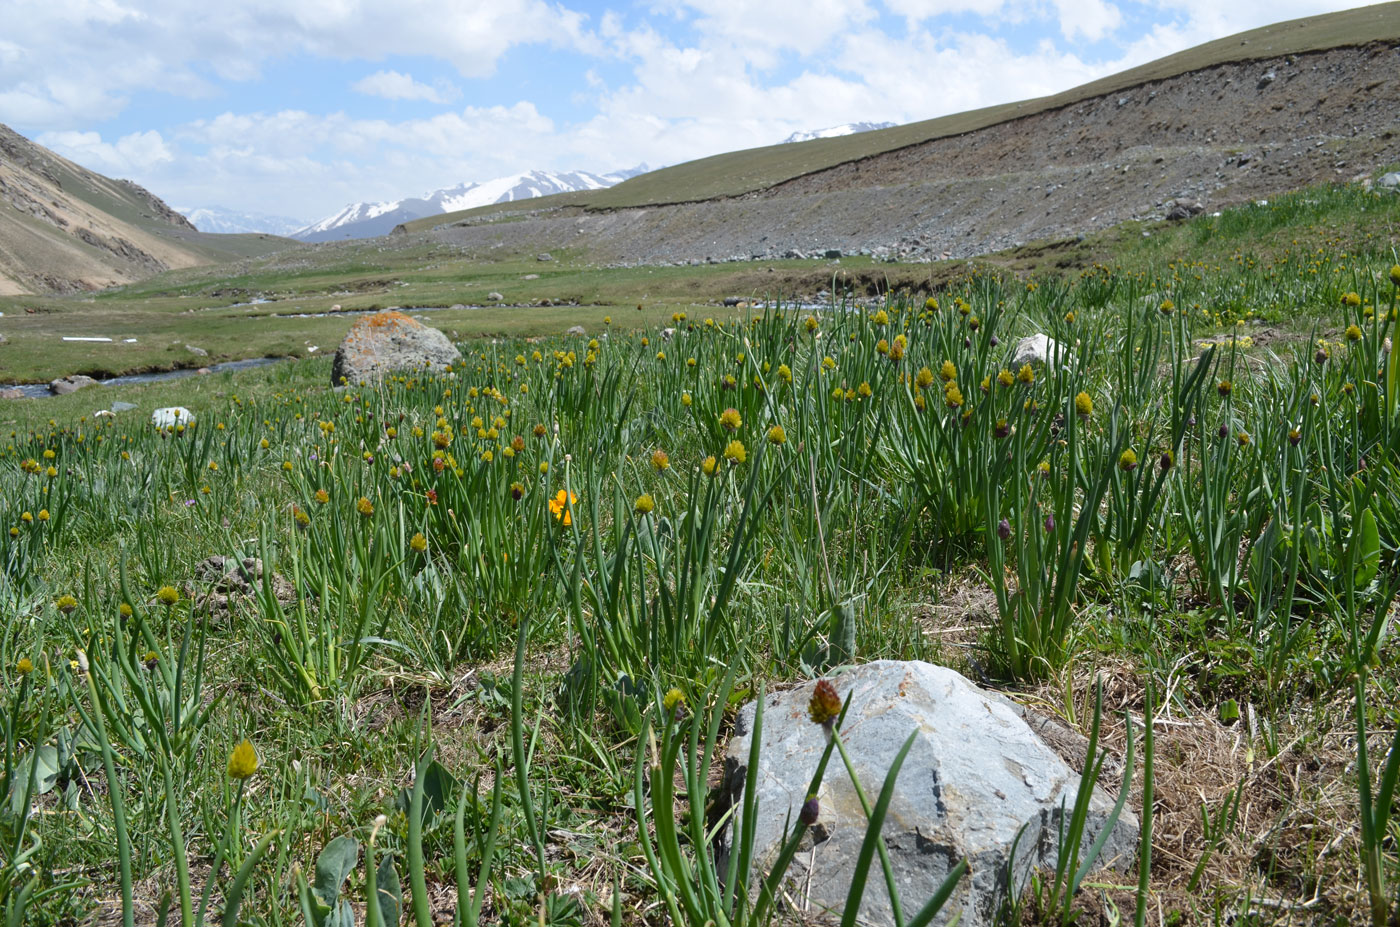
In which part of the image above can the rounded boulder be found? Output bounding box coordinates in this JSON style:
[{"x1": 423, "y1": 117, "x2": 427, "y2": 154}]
[{"x1": 331, "y1": 311, "x2": 462, "y2": 386}]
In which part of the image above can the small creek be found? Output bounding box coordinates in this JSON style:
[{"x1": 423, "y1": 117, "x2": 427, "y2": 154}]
[{"x1": 3, "y1": 357, "x2": 287, "y2": 400}]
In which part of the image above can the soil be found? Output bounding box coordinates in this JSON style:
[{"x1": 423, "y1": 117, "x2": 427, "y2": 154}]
[{"x1": 418, "y1": 42, "x2": 1400, "y2": 267}]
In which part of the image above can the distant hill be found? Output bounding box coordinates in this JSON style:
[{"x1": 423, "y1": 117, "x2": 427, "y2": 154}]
[
  {"x1": 402, "y1": 1, "x2": 1400, "y2": 230},
  {"x1": 178, "y1": 206, "x2": 307, "y2": 237},
  {"x1": 294, "y1": 166, "x2": 648, "y2": 242},
  {"x1": 783, "y1": 122, "x2": 896, "y2": 144},
  {"x1": 0, "y1": 124, "x2": 296, "y2": 295}
]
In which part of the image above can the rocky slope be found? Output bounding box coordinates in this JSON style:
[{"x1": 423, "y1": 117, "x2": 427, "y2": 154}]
[
  {"x1": 409, "y1": 41, "x2": 1400, "y2": 267},
  {"x1": 0, "y1": 125, "x2": 292, "y2": 294}
]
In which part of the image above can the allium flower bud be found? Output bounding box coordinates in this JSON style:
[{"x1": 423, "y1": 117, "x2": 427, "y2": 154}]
[
  {"x1": 808, "y1": 680, "x2": 841, "y2": 726},
  {"x1": 997, "y1": 518, "x2": 1012, "y2": 540},
  {"x1": 800, "y1": 797, "x2": 820, "y2": 825}
]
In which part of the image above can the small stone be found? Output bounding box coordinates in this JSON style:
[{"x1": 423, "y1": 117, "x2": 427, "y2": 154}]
[
  {"x1": 49, "y1": 375, "x2": 97, "y2": 395},
  {"x1": 0, "y1": 388, "x2": 24, "y2": 400},
  {"x1": 565, "y1": 325, "x2": 586, "y2": 336},
  {"x1": 111, "y1": 401, "x2": 138, "y2": 412},
  {"x1": 487, "y1": 292, "x2": 504, "y2": 301},
  {"x1": 537, "y1": 252, "x2": 554, "y2": 262},
  {"x1": 1379, "y1": 172, "x2": 1400, "y2": 191},
  {"x1": 185, "y1": 344, "x2": 208, "y2": 357}
]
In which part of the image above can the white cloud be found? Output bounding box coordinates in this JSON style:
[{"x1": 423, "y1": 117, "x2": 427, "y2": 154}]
[
  {"x1": 0, "y1": 0, "x2": 599, "y2": 127},
  {"x1": 38, "y1": 129, "x2": 173, "y2": 175},
  {"x1": 352, "y1": 70, "x2": 458, "y2": 103}
]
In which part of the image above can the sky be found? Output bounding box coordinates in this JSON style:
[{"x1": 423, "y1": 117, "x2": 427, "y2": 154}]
[{"x1": 0, "y1": 0, "x2": 1374, "y2": 225}]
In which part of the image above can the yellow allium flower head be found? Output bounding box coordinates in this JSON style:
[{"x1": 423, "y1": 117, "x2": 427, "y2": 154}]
[
  {"x1": 719, "y1": 408, "x2": 742, "y2": 432},
  {"x1": 409, "y1": 532, "x2": 428, "y2": 553},
  {"x1": 16, "y1": 658, "x2": 33, "y2": 676},
  {"x1": 1118, "y1": 449, "x2": 1138, "y2": 471},
  {"x1": 767, "y1": 425, "x2": 786, "y2": 445},
  {"x1": 118, "y1": 603, "x2": 133, "y2": 618},
  {"x1": 997, "y1": 369, "x2": 1015, "y2": 388},
  {"x1": 1390, "y1": 265, "x2": 1400, "y2": 287},
  {"x1": 1074, "y1": 392, "x2": 1093, "y2": 418},
  {"x1": 356, "y1": 496, "x2": 374, "y2": 517},
  {"x1": 723, "y1": 440, "x2": 747, "y2": 465},
  {"x1": 314, "y1": 489, "x2": 330, "y2": 504},
  {"x1": 777, "y1": 363, "x2": 793, "y2": 383},
  {"x1": 1159, "y1": 298, "x2": 1174, "y2": 314},
  {"x1": 944, "y1": 382, "x2": 964, "y2": 409},
  {"x1": 916, "y1": 366, "x2": 935, "y2": 389},
  {"x1": 1016, "y1": 364, "x2": 1035, "y2": 385},
  {"x1": 156, "y1": 586, "x2": 180, "y2": 607},
  {"x1": 805, "y1": 316, "x2": 819, "y2": 333},
  {"x1": 873, "y1": 309, "x2": 889, "y2": 326},
  {"x1": 701, "y1": 455, "x2": 718, "y2": 476},
  {"x1": 663, "y1": 687, "x2": 686, "y2": 713},
  {"x1": 56, "y1": 595, "x2": 78, "y2": 614},
  {"x1": 651, "y1": 449, "x2": 670, "y2": 471},
  {"x1": 1343, "y1": 291, "x2": 1362, "y2": 307},
  {"x1": 227, "y1": 740, "x2": 259, "y2": 779},
  {"x1": 939, "y1": 360, "x2": 957, "y2": 382},
  {"x1": 634, "y1": 494, "x2": 654, "y2": 515},
  {"x1": 858, "y1": 381, "x2": 872, "y2": 398},
  {"x1": 1346, "y1": 324, "x2": 1363, "y2": 342},
  {"x1": 924, "y1": 297, "x2": 938, "y2": 311}
]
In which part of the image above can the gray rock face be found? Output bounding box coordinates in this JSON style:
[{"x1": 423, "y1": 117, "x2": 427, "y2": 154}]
[
  {"x1": 330, "y1": 310, "x2": 462, "y2": 386},
  {"x1": 722, "y1": 661, "x2": 1137, "y2": 927},
  {"x1": 1379, "y1": 172, "x2": 1400, "y2": 191},
  {"x1": 49, "y1": 375, "x2": 97, "y2": 395},
  {"x1": 565, "y1": 325, "x2": 586, "y2": 336},
  {"x1": 110, "y1": 401, "x2": 138, "y2": 412},
  {"x1": 1011, "y1": 333, "x2": 1069, "y2": 370},
  {"x1": 0, "y1": 388, "x2": 24, "y2": 400}
]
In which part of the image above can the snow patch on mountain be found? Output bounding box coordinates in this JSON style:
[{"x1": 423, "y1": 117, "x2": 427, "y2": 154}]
[
  {"x1": 294, "y1": 166, "x2": 648, "y2": 242},
  {"x1": 177, "y1": 206, "x2": 307, "y2": 237},
  {"x1": 782, "y1": 122, "x2": 897, "y2": 144}
]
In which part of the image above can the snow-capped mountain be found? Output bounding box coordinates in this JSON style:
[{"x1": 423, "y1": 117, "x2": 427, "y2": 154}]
[
  {"x1": 294, "y1": 166, "x2": 648, "y2": 242},
  {"x1": 782, "y1": 122, "x2": 897, "y2": 144},
  {"x1": 176, "y1": 206, "x2": 307, "y2": 237}
]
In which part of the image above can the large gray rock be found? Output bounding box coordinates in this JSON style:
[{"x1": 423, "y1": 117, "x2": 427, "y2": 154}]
[
  {"x1": 330, "y1": 310, "x2": 462, "y2": 386},
  {"x1": 1011, "y1": 333, "x2": 1069, "y2": 370},
  {"x1": 722, "y1": 661, "x2": 1137, "y2": 927},
  {"x1": 1379, "y1": 172, "x2": 1400, "y2": 191},
  {"x1": 49, "y1": 375, "x2": 97, "y2": 395}
]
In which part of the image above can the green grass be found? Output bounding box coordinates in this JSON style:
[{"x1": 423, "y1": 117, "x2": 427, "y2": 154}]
[{"x1": 3, "y1": 178, "x2": 1400, "y2": 925}]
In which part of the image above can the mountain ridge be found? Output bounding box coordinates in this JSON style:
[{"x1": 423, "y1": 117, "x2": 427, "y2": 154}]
[
  {"x1": 0, "y1": 124, "x2": 294, "y2": 294},
  {"x1": 294, "y1": 166, "x2": 648, "y2": 242}
]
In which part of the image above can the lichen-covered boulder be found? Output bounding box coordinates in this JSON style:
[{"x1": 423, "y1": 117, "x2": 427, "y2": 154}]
[
  {"x1": 721, "y1": 661, "x2": 1137, "y2": 927},
  {"x1": 330, "y1": 310, "x2": 462, "y2": 386}
]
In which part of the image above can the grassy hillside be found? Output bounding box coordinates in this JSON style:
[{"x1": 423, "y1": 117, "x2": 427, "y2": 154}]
[
  {"x1": 404, "y1": 1, "x2": 1400, "y2": 235},
  {"x1": 0, "y1": 124, "x2": 297, "y2": 294}
]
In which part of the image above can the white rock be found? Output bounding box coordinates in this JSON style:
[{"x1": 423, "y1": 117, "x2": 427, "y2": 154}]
[
  {"x1": 152, "y1": 406, "x2": 195, "y2": 428},
  {"x1": 1011, "y1": 333, "x2": 1069, "y2": 369},
  {"x1": 722, "y1": 661, "x2": 1137, "y2": 927}
]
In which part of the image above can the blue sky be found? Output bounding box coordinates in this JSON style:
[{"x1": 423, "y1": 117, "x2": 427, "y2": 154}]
[{"x1": 0, "y1": 0, "x2": 1372, "y2": 225}]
